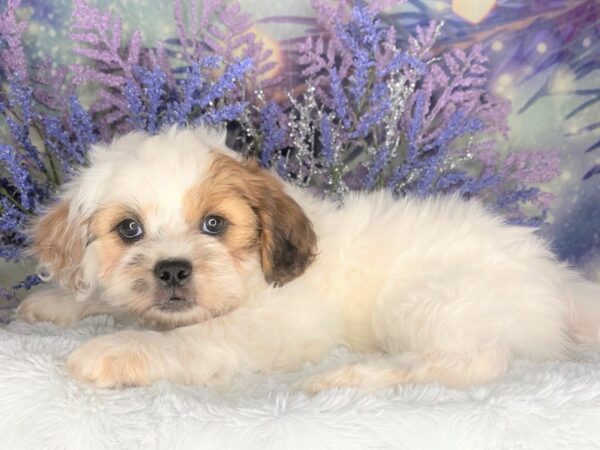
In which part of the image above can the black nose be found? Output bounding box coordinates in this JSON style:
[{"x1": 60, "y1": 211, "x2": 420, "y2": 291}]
[{"x1": 154, "y1": 259, "x2": 192, "y2": 287}]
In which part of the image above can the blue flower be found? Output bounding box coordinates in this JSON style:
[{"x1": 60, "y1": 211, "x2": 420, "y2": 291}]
[
  {"x1": 12, "y1": 274, "x2": 42, "y2": 290},
  {"x1": 260, "y1": 101, "x2": 286, "y2": 167},
  {"x1": 364, "y1": 145, "x2": 390, "y2": 189},
  {"x1": 329, "y1": 67, "x2": 351, "y2": 129},
  {"x1": 0, "y1": 144, "x2": 35, "y2": 210},
  {"x1": 68, "y1": 96, "x2": 97, "y2": 164}
]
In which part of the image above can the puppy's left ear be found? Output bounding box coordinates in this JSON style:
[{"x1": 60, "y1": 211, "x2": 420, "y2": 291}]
[
  {"x1": 224, "y1": 159, "x2": 315, "y2": 286},
  {"x1": 251, "y1": 171, "x2": 317, "y2": 286},
  {"x1": 208, "y1": 154, "x2": 317, "y2": 286}
]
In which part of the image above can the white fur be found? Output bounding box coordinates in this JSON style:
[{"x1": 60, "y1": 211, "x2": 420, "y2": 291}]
[
  {"x1": 18, "y1": 127, "x2": 600, "y2": 391},
  {"x1": 5, "y1": 317, "x2": 600, "y2": 449}
]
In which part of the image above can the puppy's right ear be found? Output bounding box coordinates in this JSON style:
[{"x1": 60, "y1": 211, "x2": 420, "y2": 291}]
[{"x1": 27, "y1": 196, "x2": 91, "y2": 295}]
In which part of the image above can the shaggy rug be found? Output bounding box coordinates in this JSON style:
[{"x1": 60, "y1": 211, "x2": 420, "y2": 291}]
[{"x1": 1, "y1": 314, "x2": 600, "y2": 450}]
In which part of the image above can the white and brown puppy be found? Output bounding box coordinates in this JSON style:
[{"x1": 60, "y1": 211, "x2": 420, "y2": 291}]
[{"x1": 17, "y1": 127, "x2": 600, "y2": 392}]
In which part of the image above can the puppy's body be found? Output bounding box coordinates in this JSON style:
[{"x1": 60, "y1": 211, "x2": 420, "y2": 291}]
[{"x1": 18, "y1": 127, "x2": 600, "y2": 391}]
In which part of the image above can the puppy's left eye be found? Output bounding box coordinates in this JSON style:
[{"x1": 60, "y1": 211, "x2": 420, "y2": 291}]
[
  {"x1": 202, "y1": 215, "x2": 226, "y2": 235},
  {"x1": 117, "y1": 219, "x2": 144, "y2": 242}
]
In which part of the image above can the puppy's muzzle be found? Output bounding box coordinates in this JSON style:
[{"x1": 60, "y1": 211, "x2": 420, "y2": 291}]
[{"x1": 154, "y1": 259, "x2": 192, "y2": 288}]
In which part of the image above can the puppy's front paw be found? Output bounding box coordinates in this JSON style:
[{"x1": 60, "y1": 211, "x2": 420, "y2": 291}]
[{"x1": 66, "y1": 331, "x2": 161, "y2": 388}]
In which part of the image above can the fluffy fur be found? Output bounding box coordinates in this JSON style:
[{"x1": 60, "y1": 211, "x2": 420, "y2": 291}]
[{"x1": 17, "y1": 127, "x2": 600, "y2": 392}]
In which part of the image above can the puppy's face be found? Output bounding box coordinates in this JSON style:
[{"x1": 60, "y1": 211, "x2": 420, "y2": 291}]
[
  {"x1": 87, "y1": 161, "x2": 262, "y2": 328},
  {"x1": 29, "y1": 129, "x2": 316, "y2": 328}
]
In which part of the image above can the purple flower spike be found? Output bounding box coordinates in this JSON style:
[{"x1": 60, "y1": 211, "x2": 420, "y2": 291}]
[{"x1": 260, "y1": 101, "x2": 286, "y2": 167}]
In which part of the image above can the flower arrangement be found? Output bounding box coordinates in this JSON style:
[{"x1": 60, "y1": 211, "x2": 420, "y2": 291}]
[{"x1": 0, "y1": 0, "x2": 561, "y2": 299}]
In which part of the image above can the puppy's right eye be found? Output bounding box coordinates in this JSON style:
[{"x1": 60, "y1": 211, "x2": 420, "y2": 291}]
[{"x1": 116, "y1": 219, "x2": 144, "y2": 242}]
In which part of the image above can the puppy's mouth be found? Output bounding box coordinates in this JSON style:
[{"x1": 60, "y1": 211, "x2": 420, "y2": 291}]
[{"x1": 155, "y1": 290, "x2": 195, "y2": 312}]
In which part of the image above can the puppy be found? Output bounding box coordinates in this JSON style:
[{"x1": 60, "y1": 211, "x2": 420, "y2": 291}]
[{"x1": 17, "y1": 127, "x2": 600, "y2": 392}]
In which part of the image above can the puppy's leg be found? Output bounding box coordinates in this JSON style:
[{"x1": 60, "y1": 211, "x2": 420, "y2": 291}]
[
  {"x1": 300, "y1": 349, "x2": 509, "y2": 393},
  {"x1": 17, "y1": 288, "x2": 114, "y2": 327},
  {"x1": 66, "y1": 304, "x2": 339, "y2": 388}
]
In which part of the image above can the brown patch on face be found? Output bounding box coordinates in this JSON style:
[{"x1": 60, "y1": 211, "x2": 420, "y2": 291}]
[
  {"x1": 28, "y1": 198, "x2": 88, "y2": 290},
  {"x1": 89, "y1": 204, "x2": 132, "y2": 278},
  {"x1": 184, "y1": 178, "x2": 260, "y2": 265},
  {"x1": 184, "y1": 153, "x2": 317, "y2": 286}
]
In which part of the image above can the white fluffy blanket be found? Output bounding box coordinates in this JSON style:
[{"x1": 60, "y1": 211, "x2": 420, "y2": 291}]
[{"x1": 1, "y1": 315, "x2": 600, "y2": 450}]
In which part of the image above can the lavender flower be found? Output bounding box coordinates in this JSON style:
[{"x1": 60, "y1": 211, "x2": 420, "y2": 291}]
[
  {"x1": 124, "y1": 80, "x2": 145, "y2": 130},
  {"x1": 336, "y1": 4, "x2": 382, "y2": 105},
  {"x1": 174, "y1": 63, "x2": 206, "y2": 125},
  {"x1": 364, "y1": 146, "x2": 390, "y2": 190},
  {"x1": 328, "y1": 68, "x2": 351, "y2": 129},
  {"x1": 69, "y1": 0, "x2": 150, "y2": 137},
  {"x1": 199, "y1": 102, "x2": 248, "y2": 126},
  {"x1": 319, "y1": 114, "x2": 335, "y2": 165},
  {"x1": 124, "y1": 58, "x2": 252, "y2": 134},
  {"x1": 172, "y1": 0, "x2": 278, "y2": 88},
  {"x1": 136, "y1": 67, "x2": 167, "y2": 134},
  {"x1": 280, "y1": 0, "x2": 560, "y2": 222},
  {"x1": 259, "y1": 101, "x2": 286, "y2": 167},
  {"x1": 12, "y1": 275, "x2": 42, "y2": 290},
  {"x1": 351, "y1": 81, "x2": 390, "y2": 139},
  {"x1": 0, "y1": 0, "x2": 28, "y2": 80},
  {"x1": 68, "y1": 96, "x2": 97, "y2": 164},
  {"x1": 0, "y1": 144, "x2": 35, "y2": 210},
  {"x1": 198, "y1": 57, "x2": 252, "y2": 109}
]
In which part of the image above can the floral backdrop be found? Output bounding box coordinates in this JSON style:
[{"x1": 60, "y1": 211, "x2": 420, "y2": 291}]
[{"x1": 0, "y1": 0, "x2": 599, "y2": 318}]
